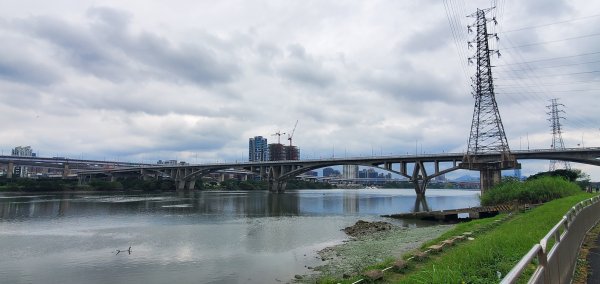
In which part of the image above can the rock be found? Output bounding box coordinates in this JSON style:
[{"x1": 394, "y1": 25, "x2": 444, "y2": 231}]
[
  {"x1": 412, "y1": 251, "x2": 427, "y2": 261},
  {"x1": 363, "y1": 269, "x2": 384, "y2": 281},
  {"x1": 428, "y1": 244, "x2": 443, "y2": 253},
  {"x1": 294, "y1": 275, "x2": 303, "y2": 280},
  {"x1": 343, "y1": 273, "x2": 351, "y2": 279},
  {"x1": 442, "y1": 239, "x2": 455, "y2": 246},
  {"x1": 343, "y1": 220, "x2": 394, "y2": 237},
  {"x1": 393, "y1": 259, "x2": 407, "y2": 272},
  {"x1": 453, "y1": 235, "x2": 466, "y2": 241}
]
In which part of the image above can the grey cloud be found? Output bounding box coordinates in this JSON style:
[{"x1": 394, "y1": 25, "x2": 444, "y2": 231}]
[
  {"x1": 402, "y1": 21, "x2": 452, "y2": 53},
  {"x1": 522, "y1": 0, "x2": 573, "y2": 18},
  {"x1": 58, "y1": 87, "x2": 244, "y2": 117},
  {"x1": 277, "y1": 44, "x2": 336, "y2": 87},
  {"x1": 87, "y1": 6, "x2": 132, "y2": 29},
  {"x1": 0, "y1": 55, "x2": 61, "y2": 86},
  {"x1": 12, "y1": 7, "x2": 240, "y2": 86},
  {"x1": 130, "y1": 33, "x2": 238, "y2": 85},
  {"x1": 14, "y1": 15, "x2": 130, "y2": 82},
  {"x1": 360, "y1": 71, "x2": 456, "y2": 103},
  {"x1": 87, "y1": 6, "x2": 241, "y2": 86}
]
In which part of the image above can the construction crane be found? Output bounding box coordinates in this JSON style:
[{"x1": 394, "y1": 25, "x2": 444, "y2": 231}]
[
  {"x1": 272, "y1": 130, "x2": 286, "y2": 144},
  {"x1": 287, "y1": 120, "x2": 298, "y2": 147}
]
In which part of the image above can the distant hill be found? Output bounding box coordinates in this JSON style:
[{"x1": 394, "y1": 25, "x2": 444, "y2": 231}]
[{"x1": 452, "y1": 175, "x2": 480, "y2": 182}]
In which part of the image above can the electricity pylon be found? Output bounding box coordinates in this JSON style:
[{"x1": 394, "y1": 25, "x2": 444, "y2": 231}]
[{"x1": 547, "y1": 98, "x2": 571, "y2": 171}]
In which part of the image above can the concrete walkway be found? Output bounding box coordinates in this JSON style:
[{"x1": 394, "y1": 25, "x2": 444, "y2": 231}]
[{"x1": 588, "y1": 230, "x2": 600, "y2": 284}]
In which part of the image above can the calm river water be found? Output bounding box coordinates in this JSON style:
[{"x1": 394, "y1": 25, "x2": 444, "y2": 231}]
[{"x1": 0, "y1": 188, "x2": 479, "y2": 284}]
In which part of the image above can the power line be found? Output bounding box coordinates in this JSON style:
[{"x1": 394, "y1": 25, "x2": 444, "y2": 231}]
[
  {"x1": 496, "y1": 51, "x2": 600, "y2": 67},
  {"x1": 496, "y1": 59, "x2": 600, "y2": 72},
  {"x1": 501, "y1": 13, "x2": 600, "y2": 33},
  {"x1": 496, "y1": 79, "x2": 600, "y2": 88},
  {"x1": 496, "y1": 88, "x2": 600, "y2": 94},
  {"x1": 495, "y1": 70, "x2": 600, "y2": 77},
  {"x1": 502, "y1": 32, "x2": 600, "y2": 50},
  {"x1": 495, "y1": 34, "x2": 597, "y2": 129},
  {"x1": 497, "y1": 51, "x2": 600, "y2": 66}
]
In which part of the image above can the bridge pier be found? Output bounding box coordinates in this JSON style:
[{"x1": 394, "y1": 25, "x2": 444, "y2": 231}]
[
  {"x1": 480, "y1": 167, "x2": 501, "y2": 194},
  {"x1": 62, "y1": 164, "x2": 70, "y2": 179},
  {"x1": 411, "y1": 161, "x2": 430, "y2": 197},
  {"x1": 7, "y1": 162, "x2": 13, "y2": 178},
  {"x1": 176, "y1": 180, "x2": 186, "y2": 191},
  {"x1": 187, "y1": 180, "x2": 196, "y2": 190},
  {"x1": 460, "y1": 153, "x2": 520, "y2": 195},
  {"x1": 267, "y1": 166, "x2": 285, "y2": 193},
  {"x1": 175, "y1": 179, "x2": 197, "y2": 191},
  {"x1": 413, "y1": 196, "x2": 430, "y2": 212}
]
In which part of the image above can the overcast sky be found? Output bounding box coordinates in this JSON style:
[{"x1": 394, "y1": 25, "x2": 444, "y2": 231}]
[{"x1": 1, "y1": 0, "x2": 599, "y2": 179}]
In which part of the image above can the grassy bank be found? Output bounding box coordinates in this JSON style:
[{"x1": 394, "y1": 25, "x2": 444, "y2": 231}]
[
  {"x1": 387, "y1": 193, "x2": 595, "y2": 283},
  {"x1": 304, "y1": 225, "x2": 455, "y2": 283},
  {"x1": 481, "y1": 176, "x2": 582, "y2": 206}
]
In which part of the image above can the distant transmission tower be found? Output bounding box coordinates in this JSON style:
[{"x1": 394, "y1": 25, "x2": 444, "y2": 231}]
[
  {"x1": 465, "y1": 8, "x2": 510, "y2": 155},
  {"x1": 547, "y1": 98, "x2": 571, "y2": 171}
]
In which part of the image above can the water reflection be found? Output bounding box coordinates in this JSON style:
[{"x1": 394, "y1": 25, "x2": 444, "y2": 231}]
[
  {"x1": 0, "y1": 189, "x2": 480, "y2": 284},
  {"x1": 413, "y1": 196, "x2": 431, "y2": 212},
  {"x1": 0, "y1": 189, "x2": 480, "y2": 220}
]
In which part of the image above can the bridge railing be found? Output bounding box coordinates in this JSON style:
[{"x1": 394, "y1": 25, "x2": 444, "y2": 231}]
[{"x1": 501, "y1": 195, "x2": 600, "y2": 284}]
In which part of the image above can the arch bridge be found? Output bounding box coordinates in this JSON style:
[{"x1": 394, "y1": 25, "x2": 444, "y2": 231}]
[{"x1": 75, "y1": 148, "x2": 600, "y2": 196}]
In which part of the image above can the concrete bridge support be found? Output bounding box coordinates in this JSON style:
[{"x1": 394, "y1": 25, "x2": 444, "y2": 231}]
[
  {"x1": 175, "y1": 179, "x2": 197, "y2": 192},
  {"x1": 187, "y1": 180, "x2": 196, "y2": 190},
  {"x1": 480, "y1": 167, "x2": 501, "y2": 194},
  {"x1": 267, "y1": 165, "x2": 286, "y2": 193},
  {"x1": 7, "y1": 162, "x2": 13, "y2": 178},
  {"x1": 413, "y1": 196, "x2": 430, "y2": 212},
  {"x1": 140, "y1": 169, "x2": 152, "y2": 181},
  {"x1": 62, "y1": 164, "x2": 70, "y2": 178},
  {"x1": 461, "y1": 153, "x2": 520, "y2": 195},
  {"x1": 176, "y1": 179, "x2": 186, "y2": 191},
  {"x1": 410, "y1": 161, "x2": 431, "y2": 197}
]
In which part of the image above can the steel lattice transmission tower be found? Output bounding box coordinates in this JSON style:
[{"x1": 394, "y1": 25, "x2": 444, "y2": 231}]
[
  {"x1": 460, "y1": 8, "x2": 519, "y2": 193},
  {"x1": 466, "y1": 8, "x2": 510, "y2": 155},
  {"x1": 547, "y1": 98, "x2": 571, "y2": 171}
]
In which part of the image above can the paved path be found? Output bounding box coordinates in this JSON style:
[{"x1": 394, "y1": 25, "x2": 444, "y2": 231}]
[{"x1": 588, "y1": 227, "x2": 600, "y2": 284}]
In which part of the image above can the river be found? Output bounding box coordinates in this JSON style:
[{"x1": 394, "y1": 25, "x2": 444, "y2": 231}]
[{"x1": 0, "y1": 188, "x2": 480, "y2": 283}]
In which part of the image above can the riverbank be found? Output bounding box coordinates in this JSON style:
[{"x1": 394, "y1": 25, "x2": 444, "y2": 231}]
[
  {"x1": 299, "y1": 193, "x2": 597, "y2": 283},
  {"x1": 297, "y1": 221, "x2": 454, "y2": 283}
]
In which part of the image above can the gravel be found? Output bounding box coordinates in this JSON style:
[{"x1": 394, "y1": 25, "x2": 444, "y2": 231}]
[{"x1": 296, "y1": 221, "x2": 454, "y2": 282}]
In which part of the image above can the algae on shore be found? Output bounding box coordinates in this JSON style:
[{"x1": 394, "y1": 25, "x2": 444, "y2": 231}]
[{"x1": 302, "y1": 223, "x2": 454, "y2": 281}]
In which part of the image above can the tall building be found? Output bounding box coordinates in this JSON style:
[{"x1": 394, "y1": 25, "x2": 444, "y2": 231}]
[
  {"x1": 342, "y1": 165, "x2": 358, "y2": 179},
  {"x1": 249, "y1": 136, "x2": 269, "y2": 162},
  {"x1": 11, "y1": 146, "x2": 35, "y2": 177},
  {"x1": 268, "y1": 143, "x2": 285, "y2": 161},
  {"x1": 12, "y1": 146, "x2": 35, "y2": 157},
  {"x1": 285, "y1": 145, "x2": 300, "y2": 160}
]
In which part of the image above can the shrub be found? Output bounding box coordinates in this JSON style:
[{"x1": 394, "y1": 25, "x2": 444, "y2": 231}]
[{"x1": 481, "y1": 176, "x2": 581, "y2": 206}]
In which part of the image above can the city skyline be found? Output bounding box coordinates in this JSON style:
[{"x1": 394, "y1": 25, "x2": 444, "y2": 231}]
[{"x1": 0, "y1": 0, "x2": 599, "y2": 179}]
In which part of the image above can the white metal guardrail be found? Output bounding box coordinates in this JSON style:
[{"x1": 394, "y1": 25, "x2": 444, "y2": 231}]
[{"x1": 501, "y1": 195, "x2": 600, "y2": 284}]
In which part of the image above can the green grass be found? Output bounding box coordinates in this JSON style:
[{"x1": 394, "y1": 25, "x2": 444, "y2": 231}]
[
  {"x1": 391, "y1": 193, "x2": 594, "y2": 283},
  {"x1": 417, "y1": 214, "x2": 506, "y2": 252},
  {"x1": 481, "y1": 176, "x2": 582, "y2": 206}
]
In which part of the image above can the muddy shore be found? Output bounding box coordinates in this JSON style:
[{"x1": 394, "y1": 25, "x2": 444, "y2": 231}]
[{"x1": 296, "y1": 220, "x2": 454, "y2": 282}]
